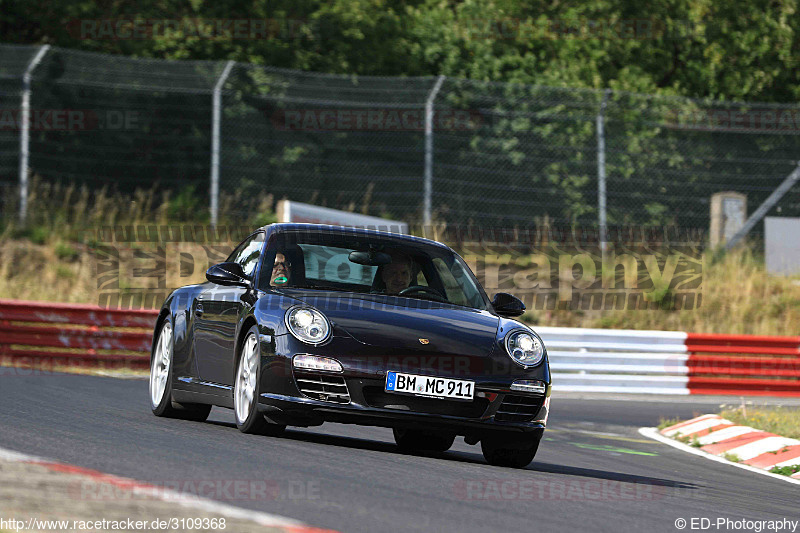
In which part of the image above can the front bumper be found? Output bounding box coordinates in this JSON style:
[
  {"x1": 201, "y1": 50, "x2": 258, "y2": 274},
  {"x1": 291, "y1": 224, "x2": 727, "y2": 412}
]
[
  {"x1": 257, "y1": 391, "x2": 548, "y2": 436},
  {"x1": 257, "y1": 339, "x2": 551, "y2": 436}
]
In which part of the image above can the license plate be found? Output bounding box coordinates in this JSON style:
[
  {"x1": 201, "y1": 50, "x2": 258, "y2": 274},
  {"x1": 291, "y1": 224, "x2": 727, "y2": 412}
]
[{"x1": 385, "y1": 371, "x2": 474, "y2": 401}]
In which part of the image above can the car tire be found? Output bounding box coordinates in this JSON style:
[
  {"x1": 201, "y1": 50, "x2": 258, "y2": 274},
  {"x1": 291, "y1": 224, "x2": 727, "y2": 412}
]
[
  {"x1": 393, "y1": 428, "x2": 456, "y2": 453},
  {"x1": 234, "y1": 326, "x2": 286, "y2": 437},
  {"x1": 150, "y1": 317, "x2": 212, "y2": 422},
  {"x1": 481, "y1": 430, "x2": 543, "y2": 468}
]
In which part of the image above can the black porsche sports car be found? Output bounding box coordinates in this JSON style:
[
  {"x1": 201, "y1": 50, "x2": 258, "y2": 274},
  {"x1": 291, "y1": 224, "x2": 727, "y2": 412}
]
[{"x1": 150, "y1": 223, "x2": 550, "y2": 467}]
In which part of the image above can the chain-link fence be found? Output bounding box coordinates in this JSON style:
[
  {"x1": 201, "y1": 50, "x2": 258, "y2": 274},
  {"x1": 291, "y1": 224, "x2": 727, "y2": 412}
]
[{"x1": 1, "y1": 43, "x2": 799, "y2": 235}]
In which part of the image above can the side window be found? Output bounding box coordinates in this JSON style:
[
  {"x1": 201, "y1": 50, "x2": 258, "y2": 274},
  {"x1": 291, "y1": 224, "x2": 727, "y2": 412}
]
[{"x1": 228, "y1": 233, "x2": 264, "y2": 279}]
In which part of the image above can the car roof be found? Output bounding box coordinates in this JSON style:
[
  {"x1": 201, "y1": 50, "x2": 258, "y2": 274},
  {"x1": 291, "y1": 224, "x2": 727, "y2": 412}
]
[{"x1": 261, "y1": 223, "x2": 452, "y2": 250}]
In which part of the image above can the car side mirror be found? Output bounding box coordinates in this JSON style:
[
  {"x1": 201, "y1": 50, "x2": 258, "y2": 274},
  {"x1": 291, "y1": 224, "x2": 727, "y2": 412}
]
[
  {"x1": 206, "y1": 262, "x2": 250, "y2": 287},
  {"x1": 492, "y1": 292, "x2": 525, "y2": 317}
]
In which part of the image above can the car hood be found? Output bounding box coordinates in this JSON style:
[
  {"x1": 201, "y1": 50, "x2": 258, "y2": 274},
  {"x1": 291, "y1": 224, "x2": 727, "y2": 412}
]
[{"x1": 280, "y1": 291, "x2": 500, "y2": 357}]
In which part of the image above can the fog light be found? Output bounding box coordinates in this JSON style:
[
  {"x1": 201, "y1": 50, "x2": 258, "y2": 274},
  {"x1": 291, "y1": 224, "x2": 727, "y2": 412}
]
[
  {"x1": 293, "y1": 354, "x2": 343, "y2": 372},
  {"x1": 510, "y1": 380, "x2": 546, "y2": 394}
]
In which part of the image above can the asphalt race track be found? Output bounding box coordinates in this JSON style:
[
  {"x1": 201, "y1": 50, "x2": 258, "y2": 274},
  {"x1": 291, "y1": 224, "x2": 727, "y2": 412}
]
[{"x1": 0, "y1": 373, "x2": 797, "y2": 532}]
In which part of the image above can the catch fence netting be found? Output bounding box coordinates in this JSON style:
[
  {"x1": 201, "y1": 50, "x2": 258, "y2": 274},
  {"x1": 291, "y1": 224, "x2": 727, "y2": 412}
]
[
  {"x1": 1, "y1": 43, "x2": 799, "y2": 236},
  {"x1": 221, "y1": 64, "x2": 437, "y2": 220}
]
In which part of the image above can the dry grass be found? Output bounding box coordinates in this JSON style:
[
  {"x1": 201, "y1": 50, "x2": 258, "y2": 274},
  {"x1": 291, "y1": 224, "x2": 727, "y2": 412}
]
[
  {"x1": 657, "y1": 417, "x2": 683, "y2": 430},
  {"x1": 519, "y1": 245, "x2": 800, "y2": 335},
  {"x1": 0, "y1": 178, "x2": 274, "y2": 305},
  {"x1": 719, "y1": 406, "x2": 800, "y2": 439},
  {"x1": 2, "y1": 179, "x2": 800, "y2": 337},
  {"x1": 2, "y1": 175, "x2": 277, "y2": 243}
]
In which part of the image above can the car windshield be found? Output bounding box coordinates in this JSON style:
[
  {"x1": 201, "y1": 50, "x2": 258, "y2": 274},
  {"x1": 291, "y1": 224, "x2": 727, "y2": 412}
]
[{"x1": 262, "y1": 232, "x2": 489, "y2": 310}]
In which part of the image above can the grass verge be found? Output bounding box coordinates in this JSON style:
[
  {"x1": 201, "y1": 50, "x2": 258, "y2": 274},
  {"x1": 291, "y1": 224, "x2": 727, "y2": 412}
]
[
  {"x1": 657, "y1": 417, "x2": 683, "y2": 430},
  {"x1": 719, "y1": 406, "x2": 800, "y2": 440},
  {"x1": 769, "y1": 464, "x2": 800, "y2": 476},
  {"x1": 2, "y1": 178, "x2": 800, "y2": 334}
]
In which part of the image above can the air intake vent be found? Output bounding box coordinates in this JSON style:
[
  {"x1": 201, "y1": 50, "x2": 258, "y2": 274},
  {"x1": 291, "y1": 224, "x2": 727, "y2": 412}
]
[
  {"x1": 294, "y1": 370, "x2": 351, "y2": 404},
  {"x1": 494, "y1": 394, "x2": 544, "y2": 423}
]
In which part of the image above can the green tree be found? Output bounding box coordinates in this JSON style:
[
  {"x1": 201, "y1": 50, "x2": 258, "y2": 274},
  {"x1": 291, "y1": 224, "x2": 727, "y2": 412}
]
[{"x1": 3, "y1": 0, "x2": 797, "y2": 102}]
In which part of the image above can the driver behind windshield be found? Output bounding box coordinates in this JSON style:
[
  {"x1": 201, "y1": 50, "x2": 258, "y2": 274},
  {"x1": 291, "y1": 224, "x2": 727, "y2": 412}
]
[{"x1": 381, "y1": 252, "x2": 413, "y2": 295}]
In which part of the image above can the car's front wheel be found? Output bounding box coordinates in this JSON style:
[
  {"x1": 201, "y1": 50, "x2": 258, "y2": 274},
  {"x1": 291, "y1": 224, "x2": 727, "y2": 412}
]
[
  {"x1": 150, "y1": 317, "x2": 211, "y2": 421},
  {"x1": 393, "y1": 428, "x2": 456, "y2": 453},
  {"x1": 481, "y1": 429, "x2": 543, "y2": 468},
  {"x1": 234, "y1": 326, "x2": 285, "y2": 436}
]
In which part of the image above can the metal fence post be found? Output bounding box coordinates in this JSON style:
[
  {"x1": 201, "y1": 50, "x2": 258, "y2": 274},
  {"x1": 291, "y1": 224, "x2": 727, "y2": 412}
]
[
  {"x1": 597, "y1": 89, "x2": 610, "y2": 251},
  {"x1": 18, "y1": 44, "x2": 50, "y2": 225},
  {"x1": 210, "y1": 60, "x2": 235, "y2": 229},
  {"x1": 725, "y1": 162, "x2": 800, "y2": 250},
  {"x1": 423, "y1": 75, "x2": 446, "y2": 230}
]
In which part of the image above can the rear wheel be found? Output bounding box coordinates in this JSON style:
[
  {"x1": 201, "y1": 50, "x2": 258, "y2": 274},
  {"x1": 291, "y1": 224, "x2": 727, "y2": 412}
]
[
  {"x1": 481, "y1": 430, "x2": 543, "y2": 468},
  {"x1": 150, "y1": 318, "x2": 211, "y2": 422},
  {"x1": 234, "y1": 326, "x2": 285, "y2": 436},
  {"x1": 393, "y1": 428, "x2": 456, "y2": 453}
]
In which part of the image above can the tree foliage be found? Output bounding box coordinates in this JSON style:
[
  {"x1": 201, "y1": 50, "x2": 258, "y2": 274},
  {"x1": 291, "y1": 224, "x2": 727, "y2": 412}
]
[
  {"x1": 2, "y1": 0, "x2": 798, "y2": 229},
  {"x1": 2, "y1": 0, "x2": 797, "y2": 102}
]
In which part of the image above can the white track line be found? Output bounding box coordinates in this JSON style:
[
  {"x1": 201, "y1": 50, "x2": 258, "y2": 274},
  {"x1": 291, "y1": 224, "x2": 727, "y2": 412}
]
[
  {"x1": 660, "y1": 414, "x2": 720, "y2": 433},
  {"x1": 724, "y1": 436, "x2": 800, "y2": 461},
  {"x1": 638, "y1": 427, "x2": 800, "y2": 486},
  {"x1": 0, "y1": 445, "x2": 326, "y2": 531},
  {"x1": 694, "y1": 425, "x2": 758, "y2": 445}
]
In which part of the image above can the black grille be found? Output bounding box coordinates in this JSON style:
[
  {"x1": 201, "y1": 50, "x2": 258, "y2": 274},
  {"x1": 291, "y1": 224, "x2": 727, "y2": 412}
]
[
  {"x1": 494, "y1": 394, "x2": 544, "y2": 422},
  {"x1": 294, "y1": 370, "x2": 351, "y2": 404},
  {"x1": 362, "y1": 387, "x2": 489, "y2": 418}
]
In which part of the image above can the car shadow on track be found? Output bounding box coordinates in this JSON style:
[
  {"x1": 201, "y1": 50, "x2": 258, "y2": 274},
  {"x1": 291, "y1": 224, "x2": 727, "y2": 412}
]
[
  {"x1": 204, "y1": 420, "x2": 699, "y2": 493},
  {"x1": 208, "y1": 419, "x2": 485, "y2": 460},
  {"x1": 527, "y1": 462, "x2": 699, "y2": 490},
  {"x1": 289, "y1": 429, "x2": 701, "y2": 494},
  {"x1": 205, "y1": 420, "x2": 401, "y2": 454}
]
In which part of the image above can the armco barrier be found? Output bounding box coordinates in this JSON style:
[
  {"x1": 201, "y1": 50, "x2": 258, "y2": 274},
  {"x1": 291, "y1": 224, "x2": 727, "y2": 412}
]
[
  {"x1": 686, "y1": 333, "x2": 800, "y2": 397},
  {"x1": 0, "y1": 299, "x2": 158, "y2": 369},
  {"x1": 540, "y1": 327, "x2": 800, "y2": 396},
  {"x1": 0, "y1": 299, "x2": 798, "y2": 396},
  {"x1": 539, "y1": 327, "x2": 691, "y2": 394}
]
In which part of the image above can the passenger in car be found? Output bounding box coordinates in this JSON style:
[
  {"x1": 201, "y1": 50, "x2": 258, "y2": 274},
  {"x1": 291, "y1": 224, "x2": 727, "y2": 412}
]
[{"x1": 270, "y1": 252, "x2": 292, "y2": 287}]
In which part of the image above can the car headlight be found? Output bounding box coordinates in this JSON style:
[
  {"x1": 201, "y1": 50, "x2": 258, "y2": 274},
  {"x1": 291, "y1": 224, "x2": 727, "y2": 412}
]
[
  {"x1": 285, "y1": 307, "x2": 332, "y2": 345},
  {"x1": 504, "y1": 330, "x2": 545, "y2": 367}
]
